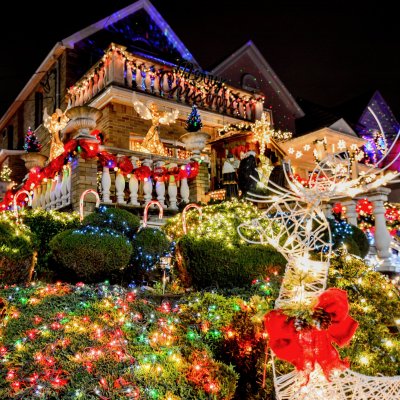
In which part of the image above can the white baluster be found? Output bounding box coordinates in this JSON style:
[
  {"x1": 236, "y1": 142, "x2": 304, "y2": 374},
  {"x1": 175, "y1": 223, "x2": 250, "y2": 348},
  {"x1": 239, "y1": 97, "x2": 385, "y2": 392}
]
[
  {"x1": 136, "y1": 66, "x2": 142, "y2": 89},
  {"x1": 66, "y1": 166, "x2": 72, "y2": 206},
  {"x1": 145, "y1": 70, "x2": 151, "y2": 91},
  {"x1": 32, "y1": 186, "x2": 38, "y2": 209},
  {"x1": 50, "y1": 178, "x2": 57, "y2": 209},
  {"x1": 180, "y1": 165, "x2": 190, "y2": 204},
  {"x1": 142, "y1": 159, "x2": 153, "y2": 203},
  {"x1": 40, "y1": 182, "x2": 46, "y2": 209},
  {"x1": 167, "y1": 163, "x2": 178, "y2": 210},
  {"x1": 129, "y1": 156, "x2": 139, "y2": 206},
  {"x1": 61, "y1": 166, "x2": 68, "y2": 206},
  {"x1": 101, "y1": 166, "x2": 112, "y2": 203},
  {"x1": 154, "y1": 161, "x2": 166, "y2": 208},
  {"x1": 115, "y1": 170, "x2": 126, "y2": 204},
  {"x1": 55, "y1": 173, "x2": 63, "y2": 208},
  {"x1": 44, "y1": 180, "x2": 52, "y2": 210}
]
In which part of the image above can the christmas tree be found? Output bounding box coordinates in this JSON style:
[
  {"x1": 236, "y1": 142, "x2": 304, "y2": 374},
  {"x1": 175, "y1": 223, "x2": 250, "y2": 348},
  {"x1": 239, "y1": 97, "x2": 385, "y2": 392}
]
[
  {"x1": 185, "y1": 105, "x2": 203, "y2": 132},
  {"x1": 24, "y1": 127, "x2": 42, "y2": 152}
]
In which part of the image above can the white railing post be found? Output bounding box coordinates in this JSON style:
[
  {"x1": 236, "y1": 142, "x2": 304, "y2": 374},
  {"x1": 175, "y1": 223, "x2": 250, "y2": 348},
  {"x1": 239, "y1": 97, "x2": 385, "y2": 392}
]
[
  {"x1": 66, "y1": 166, "x2": 72, "y2": 206},
  {"x1": 50, "y1": 178, "x2": 57, "y2": 209},
  {"x1": 101, "y1": 166, "x2": 112, "y2": 203},
  {"x1": 32, "y1": 186, "x2": 39, "y2": 209},
  {"x1": 55, "y1": 172, "x2": 62, "y2": 208},
  {"x1": 115, "y1": 169, "x2": 127, "y2": 204},
  {"x1": 154, "y1": 161, "x2": 166, "y2": 208},
  {"x1": 61, "y1": 166, "x2": 69, "y2": 207},
  {"x1": 129, "y1": 156, "x2": 140, "y2": 206},
  {"x1": 44, "y1": 180, "x2": 51, "y2": 210},
  {"x1": 180, "y1": 164, "x2": 190, "y2": 204},
  {"x1": 142, "y1": 159, "x2": 153, "y2": 203},
  {"x1": 40, "y1": 181, "x2": 46, "y2": 209},
  {"x1": 167, "y1": 163, "x2": 178, "y2": 210}
]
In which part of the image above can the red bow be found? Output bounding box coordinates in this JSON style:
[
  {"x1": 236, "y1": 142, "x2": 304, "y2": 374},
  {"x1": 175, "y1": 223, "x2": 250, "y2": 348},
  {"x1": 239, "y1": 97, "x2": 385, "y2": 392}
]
[{"x1": 264, "y1": 288, "x2": 358, "y2": 380}]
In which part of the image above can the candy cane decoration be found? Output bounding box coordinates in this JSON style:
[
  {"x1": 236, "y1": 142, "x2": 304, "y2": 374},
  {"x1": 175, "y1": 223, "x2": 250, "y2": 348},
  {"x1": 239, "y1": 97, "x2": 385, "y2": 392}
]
[
  {"x1": 13, "y1": 190, "x2": 32, "y2": 219},
  {"x1": 143, "y1": 200, "x2": 164, "y2": 228},
  {"x1": 182, "y1": 203, "x2": 203, "y2": 234},
  {"x1": 79, "y1": 189, "x2": 100, "y2": 222}
]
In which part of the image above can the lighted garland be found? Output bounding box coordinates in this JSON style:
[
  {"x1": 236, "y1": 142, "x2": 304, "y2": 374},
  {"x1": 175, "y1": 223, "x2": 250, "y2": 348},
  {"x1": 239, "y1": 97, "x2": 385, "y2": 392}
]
[
  {"x1": 0, "y1": 139, "x2": 199, "y2": 211},
  {"x1": 0, "y1": 165, "x2": 12, "y2": 182}
]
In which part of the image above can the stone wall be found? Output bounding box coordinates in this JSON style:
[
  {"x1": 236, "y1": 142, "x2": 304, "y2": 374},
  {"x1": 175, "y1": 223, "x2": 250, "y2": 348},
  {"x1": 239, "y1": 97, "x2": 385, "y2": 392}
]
[
  {"x1": 70, "y1": 157, "x2": 98, "y2": 214},
  {"x1": 189, "y1": 162, "x2": 210, "y2": 203}
]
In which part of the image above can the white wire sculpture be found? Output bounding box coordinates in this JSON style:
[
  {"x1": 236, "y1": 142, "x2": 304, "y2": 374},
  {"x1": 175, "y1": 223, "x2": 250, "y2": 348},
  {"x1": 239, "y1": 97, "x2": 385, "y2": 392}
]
[{"x1": 238, "y1": 106, "x2": 400, "y2": 399}]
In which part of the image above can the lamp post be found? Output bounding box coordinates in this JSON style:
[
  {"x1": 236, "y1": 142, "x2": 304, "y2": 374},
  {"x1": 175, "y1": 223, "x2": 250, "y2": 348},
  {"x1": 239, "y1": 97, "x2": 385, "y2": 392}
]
[{"x1": 159, "y1": 255, "x2": 172, "y2": 295}]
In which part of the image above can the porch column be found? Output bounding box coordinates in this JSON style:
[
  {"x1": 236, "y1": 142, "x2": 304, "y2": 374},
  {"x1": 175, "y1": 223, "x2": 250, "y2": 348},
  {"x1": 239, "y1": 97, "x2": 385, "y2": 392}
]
[
  {"x1": 188, "y1": 161, "x2": 209, "y2": 203},
  {"x1": 70, "y1": 157, "x2": 98, "y2": 215},
  {"x1": 342, "y1": 199, "x2": 358, "y2": 226},
  {"x1": 369, "y1": 188, "x2": 393, "y2": 272}
]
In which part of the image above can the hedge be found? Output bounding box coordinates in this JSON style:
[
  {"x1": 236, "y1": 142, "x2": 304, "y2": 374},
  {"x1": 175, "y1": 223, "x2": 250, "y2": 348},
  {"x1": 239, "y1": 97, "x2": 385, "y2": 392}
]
[
  {"x1": 82, "y1": 207, "x2": 140, "y2": 239},
  {"x1": 49, "y1": 226, "x2": 133, "y2": 282},
  {"x1": 176, "y1": 235, "x2": 286, "y2": 289},
  {"x1": 0, "y1": 219, "x2": 38, "y2": 284}
]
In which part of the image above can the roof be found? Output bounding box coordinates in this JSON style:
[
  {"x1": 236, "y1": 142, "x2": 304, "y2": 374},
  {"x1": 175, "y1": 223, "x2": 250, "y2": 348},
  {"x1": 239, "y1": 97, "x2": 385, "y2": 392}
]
[
  {"x1": 0, "y1": 0, "x2": 199, "y2": 133},
  {"x1": 211, "y1": 40, "x2": 304, "y2": 119}
]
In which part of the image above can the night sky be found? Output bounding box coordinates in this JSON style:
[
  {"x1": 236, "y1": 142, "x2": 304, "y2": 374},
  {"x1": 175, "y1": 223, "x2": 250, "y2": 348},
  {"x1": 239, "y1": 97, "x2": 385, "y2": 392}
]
[{"x1": 1, "y1": 0, "x2": 399, "y2": 118}]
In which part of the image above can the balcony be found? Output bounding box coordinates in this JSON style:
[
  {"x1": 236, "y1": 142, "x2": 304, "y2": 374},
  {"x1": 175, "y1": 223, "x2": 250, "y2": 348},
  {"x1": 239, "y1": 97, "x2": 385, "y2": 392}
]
[{"x1": 67, "y1": 44, "x2": 265, "y2": 123}]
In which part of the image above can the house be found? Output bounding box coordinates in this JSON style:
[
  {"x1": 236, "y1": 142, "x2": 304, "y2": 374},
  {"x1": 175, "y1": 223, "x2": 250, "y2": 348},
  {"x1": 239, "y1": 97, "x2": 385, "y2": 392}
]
[{"x1": 0, "y1": 0, "x2": 305, "y2": 212}]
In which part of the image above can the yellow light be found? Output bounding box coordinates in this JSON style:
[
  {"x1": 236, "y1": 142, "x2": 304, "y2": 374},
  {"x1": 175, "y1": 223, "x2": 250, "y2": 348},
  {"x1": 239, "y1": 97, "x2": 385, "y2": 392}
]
[{"x1": 359, "y1": 355, "x2": 369, "y2": 365}]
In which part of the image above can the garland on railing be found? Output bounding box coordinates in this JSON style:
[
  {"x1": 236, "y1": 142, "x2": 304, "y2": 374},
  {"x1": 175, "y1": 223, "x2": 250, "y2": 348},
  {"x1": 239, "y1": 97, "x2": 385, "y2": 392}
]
[
  {"x1": 67, "y1": 45, "x2": 264, "y2": 121},
  {"x1": 0, "y1": 139, "x2": 199, "y2": 211}
]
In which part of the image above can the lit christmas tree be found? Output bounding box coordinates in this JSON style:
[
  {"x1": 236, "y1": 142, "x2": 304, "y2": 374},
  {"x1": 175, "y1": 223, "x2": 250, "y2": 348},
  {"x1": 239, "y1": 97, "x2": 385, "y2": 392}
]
[
  {"x1": 24, "y1": 127, "x2": 42, "y2": 152},
  {"x1": 185, "y1": 105, "x2": 203, "y2": 132}
]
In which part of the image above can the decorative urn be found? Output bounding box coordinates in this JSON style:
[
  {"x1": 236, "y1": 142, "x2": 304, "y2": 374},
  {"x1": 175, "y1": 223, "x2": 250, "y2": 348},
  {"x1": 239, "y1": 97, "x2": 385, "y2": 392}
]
[
  {"x1": 21, "y1": 153, "x2": 48, "y2": 170},
  {"x1": 62, "y1": 106, "x2": 103, "y2": 142},
  {"x1": 179, "y1": 131, "x2": 210, "y2": 158}
]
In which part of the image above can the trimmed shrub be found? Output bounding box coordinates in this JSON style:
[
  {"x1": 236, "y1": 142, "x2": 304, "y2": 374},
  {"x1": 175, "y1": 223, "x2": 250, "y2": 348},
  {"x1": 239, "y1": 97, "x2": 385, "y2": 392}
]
[
  {"x1": 176, "y1": 235, "x2": 286, "y2": 289},
  {"x1": 130, "y1": 228, "x2": 171, "y2": 281},
  {"x1": 351, "y1": 224, "x2": 370, "y2": 258},
  {"x1": 82, "y1": 206, "x2": 140, "y2": 239},
  {"x1": 20, "y1": 209, "x2": 80, "y2": 276},
  {"x1": 0, "y1": 220, "x2": 38, "y2": 284},
  {"x1": 49, "y1": 226, "x2": 132, "y2": 282}
]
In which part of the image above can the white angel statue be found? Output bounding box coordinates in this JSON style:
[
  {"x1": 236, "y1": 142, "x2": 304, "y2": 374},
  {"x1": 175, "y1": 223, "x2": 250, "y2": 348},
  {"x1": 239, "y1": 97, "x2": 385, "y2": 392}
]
[{"x1": 132, "y1": 94, "x2": 179, "y2": 156}]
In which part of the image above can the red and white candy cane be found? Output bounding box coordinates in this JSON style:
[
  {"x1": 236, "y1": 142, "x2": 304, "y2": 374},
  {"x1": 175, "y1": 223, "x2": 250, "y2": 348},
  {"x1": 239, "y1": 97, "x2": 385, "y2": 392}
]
[
  {"x1": 13, "y1": 190, "x2": 33, "y2": 220},
  {"x1": 182, "y1": 203, "x2": 202, "y2": 234},
  {"x1": 79, "y1": 189, "x2": 100, "y2": 222},
  {"x1": 143, "y1": 200, "x2": 164, "y2": 228}
]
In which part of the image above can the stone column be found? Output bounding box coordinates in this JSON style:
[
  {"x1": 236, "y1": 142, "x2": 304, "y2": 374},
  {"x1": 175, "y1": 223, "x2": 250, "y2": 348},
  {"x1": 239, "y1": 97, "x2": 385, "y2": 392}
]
[
  {"x1": 369, "y1": 188, "x2": 393, "y2": 271},
  {"x1": 188, "y1": 161, "x2": 209, "y2": 203},
  {"x1": 342, "y1": 199, "x2": 358, "y2": 226},
  {"x1": 70, "y1": 157, "x2": 99, "y2": 215}
]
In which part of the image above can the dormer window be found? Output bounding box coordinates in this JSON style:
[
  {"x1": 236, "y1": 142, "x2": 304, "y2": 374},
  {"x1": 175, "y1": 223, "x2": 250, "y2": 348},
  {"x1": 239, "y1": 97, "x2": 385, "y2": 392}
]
[{"x1": 241, "y1": 73, "x2": 260, "y2": 92}]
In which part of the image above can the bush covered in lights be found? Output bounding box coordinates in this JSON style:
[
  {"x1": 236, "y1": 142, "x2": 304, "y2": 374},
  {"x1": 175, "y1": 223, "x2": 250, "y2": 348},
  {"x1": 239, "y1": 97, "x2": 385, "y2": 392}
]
[
  {"x1": 130, "y1": 228, "x2": 171, "y2": 282},
  {"x1": 82, "y1": 206, "x2": 140, "y2": 240},
  {"x1": 163, "y1": 200, "x2": 263, "y2": 246},
  {"x1": 177, "y1": 236, "x2": 285, "y2": 289},
  {"x1": 326, "y1": 218, "x2": 370, "y2": 258},
  {"x1": 0, "y1": 219, "x2": 38, "y2": 284},
  {"x1": 0, "y1": 254, "x2": 399, "y2": 399},
  {"x1": 0, "y1": 282, "x2": 238, "y2": 399},
  {"x1": 19, "y1": 209, "x2": 80, "y2": 278},
  {"x1": 49, "y1": 227, "x2": 133, "y2": 282}
]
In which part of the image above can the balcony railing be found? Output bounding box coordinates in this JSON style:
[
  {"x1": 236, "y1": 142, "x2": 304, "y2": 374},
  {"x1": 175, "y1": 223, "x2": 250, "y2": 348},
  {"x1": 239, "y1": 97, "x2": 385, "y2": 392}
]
[
  {"x1": 67, "y1": 44, "x2": 264, "y2": 121},
  {"x1": 31, "y1": 165, "x2": 72, "y2": 211},
  {"x1": 98, "y1": 155, "x2": 193, "y2": 210}
]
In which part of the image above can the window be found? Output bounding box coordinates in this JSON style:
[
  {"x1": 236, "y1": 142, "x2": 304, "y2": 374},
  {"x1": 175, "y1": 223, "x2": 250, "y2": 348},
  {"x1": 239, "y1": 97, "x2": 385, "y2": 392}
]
[
  {"x1": 241, "y1": 73, "x2": 260, "y2": 92},
  {"x1": 34, "y1": 92, "x2": 44, "y2": 128}
]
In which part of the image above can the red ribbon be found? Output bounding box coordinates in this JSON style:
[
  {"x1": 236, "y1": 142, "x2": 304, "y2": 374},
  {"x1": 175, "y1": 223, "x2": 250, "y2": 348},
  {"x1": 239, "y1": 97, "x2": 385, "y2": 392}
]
[{"x1": 264, "y1": 288, "x2": 358, "y2": 380}]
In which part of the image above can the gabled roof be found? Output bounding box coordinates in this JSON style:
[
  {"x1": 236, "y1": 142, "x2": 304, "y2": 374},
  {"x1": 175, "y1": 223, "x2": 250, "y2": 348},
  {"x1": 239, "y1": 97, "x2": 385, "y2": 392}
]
[
  {"x1": 0, "y1": 0, "x2": 198, "y2": 132},
  {"x1": 211, "y1": 41, "x2": 304, "y2": 119},
  {"x1": 62, "y1": 0, "x2": 199, "y2": 66}
]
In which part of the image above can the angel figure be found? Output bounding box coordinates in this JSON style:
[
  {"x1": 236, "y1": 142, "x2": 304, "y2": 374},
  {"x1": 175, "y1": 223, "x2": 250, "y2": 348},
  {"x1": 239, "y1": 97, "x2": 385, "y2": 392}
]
[
  {"x1": 43, "y1": 108, "x2": 69, "y2": 160},
  {"x1": 132, "y1": 94, "x2": 179, "y2": 156}
]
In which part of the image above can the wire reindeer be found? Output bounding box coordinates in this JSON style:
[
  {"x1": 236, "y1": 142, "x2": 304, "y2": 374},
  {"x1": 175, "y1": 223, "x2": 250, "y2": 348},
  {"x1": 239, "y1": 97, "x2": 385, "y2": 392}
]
[{"x1": 237, "y1": 107, "x2": 400, "y2": 399}]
